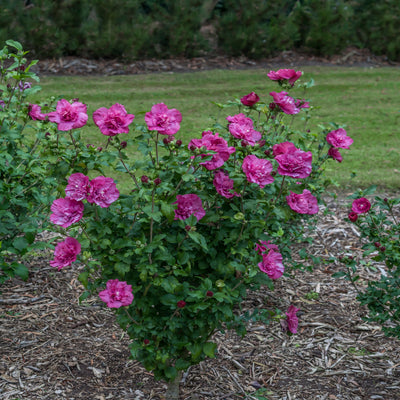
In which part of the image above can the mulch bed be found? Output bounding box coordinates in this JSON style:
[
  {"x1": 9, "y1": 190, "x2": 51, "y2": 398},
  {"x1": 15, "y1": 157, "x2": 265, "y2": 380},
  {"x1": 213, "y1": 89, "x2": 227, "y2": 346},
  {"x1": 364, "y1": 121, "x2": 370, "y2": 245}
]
[{"x1": 1, "y1": 194, "x2": 400, "y2": 400}]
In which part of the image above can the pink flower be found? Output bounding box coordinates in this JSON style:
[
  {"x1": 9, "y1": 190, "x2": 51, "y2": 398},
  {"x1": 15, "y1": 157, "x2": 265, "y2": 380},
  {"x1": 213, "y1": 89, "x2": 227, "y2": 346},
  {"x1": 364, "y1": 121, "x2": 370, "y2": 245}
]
[
  {"x1": 65, "y1": 173, "x2": 90, "y2": 201},
  {"x1": 272, "y1": 141, "x2": 297, "y2": 157},
  {"x1": 240, "y1": 91, "x2": 260, "y2": 106},
  {"x1": 242, "y1": 155, "x2": 274, "y2": 188},
  {"x1": 28, "y1": 104, "x2": 47, "y2": 121},
  {"x1": 285, "y1": 305, "x2": 300, "y2": 333},
  {"x1": 50, "y1": 198, "x2": 84, "y2": 227},
  {"x1": 328, "y1": 147, "x2": 343, "y2": 163},
  {"x1": 188, "y1": 131, "x2": 235, "y2": 170},
  {"x1": 50, "y1": 237, "x2": 81, "y2": 270},
  {"x1": 258, "y1": 249, "x2": 284, "y2": 280},
  {"x1": 267, "y1": 69, "x2": 302, "y2": 85},
  {"x1": 255, "y1": 240, "x2": 279, "y2": 255},
  {"x1": 275, "y1": 147, "x2": 312, "y2": 179},
  {"x1": 213, "y1": 171, "x2": 240, "y2": 199},
  {"x1": 47, "y1": 99, "x2": 88, "y2": 131},
  {"x1": 174, "y1": 194, "x2": 206, "y2": 221},
  {"x1": 326, "y1": 128, "x2": 353, "y2": 149},
  {"x1": 87, "y1": 176, "x2": 119, "y2": 208},
  {"x1": 351, "y1": 198, "x2": 371, "y2": 214},
  {"x1": 99, "y1": 279, "x2": 134, "y2": 308},
  {"x1": 295, "y1": 99, "x2": 310, "y2": 109},
  {"x1": 226, "y1": 113, "x2": 261, "y2": 146},
  {"x1": 286, "y1": 190, "x2": 319, "y2": 215},
  {"x1": 93, "y1": 103, "x2": 135, "y2": 136},
  {"x1": 269, "y1": 91, "x2": 300, "y2": 115},
  {"x1": 348, "y1": 211, "x2": 358, "y2": 222},
  {"x1": 145, "y1": 103, "x2": 182, "y2": 135}
]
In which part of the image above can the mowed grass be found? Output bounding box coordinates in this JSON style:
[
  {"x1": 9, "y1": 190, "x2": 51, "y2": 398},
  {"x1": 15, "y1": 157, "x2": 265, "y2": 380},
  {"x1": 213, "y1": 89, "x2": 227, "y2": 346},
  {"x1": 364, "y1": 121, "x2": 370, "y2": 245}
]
[{"x1": 31, "y1": 66, "x2": 400, "y2": 191}]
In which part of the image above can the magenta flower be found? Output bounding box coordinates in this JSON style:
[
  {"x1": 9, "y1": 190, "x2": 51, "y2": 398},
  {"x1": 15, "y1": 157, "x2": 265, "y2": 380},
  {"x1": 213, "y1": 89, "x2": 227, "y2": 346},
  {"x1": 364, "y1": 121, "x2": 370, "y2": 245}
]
[
  {"x1": 145, "y1": 103, "x2": 182, "y2": 135},
  {"x1": 87, "y1": 176, "x2": 119, "y2": 208},
  {"x1": 326, "y1": 128, "x2": 353, "y2": 149},
  {"x1": 188, "y1": 131, "x2": 235, "y2": 170},
  {"x1": 28, "y1": 104, "x2": 47, "y2": 121},
  {"x1": 285, "y1": 305, "x2": 300, "y2": 333},
  {"x1": 99, "y1": 279, "x2": 134, "y2": 308},
  {"x1": 295, "y1": 99, "x2": 310, "y2": 109},
  {"x1": 258, "y1": 249, "x2": 284, "y2": 280},
  {"x1": 213, "y1": 171, "x2": 240, "y2": 199},
  {"x1": 242, "y1": 155, "x2": 274, "y2": 188},
  {"x1": 47, "y1": 99, "x2": 88, "y2": 131},
  {"x1": 18, "y1": 81, "x2": 32, "y2": 92},
  {"x1": 267, "y1": 69, "x2": 302, "y2": 85},
  {"x1": 0, "y1": 100, "x2": 5, "y2": 109},
  {"x1": 173, "y1": 194, "x2": 206, "y2": 221},
  {"x1": 272, "y1": 141, "x2": 297, "y2": 157},
  {"x1": 351, "y1": 198, "x2": 371, "y2": 214},
  {"x1": 275, "y1": 147, "x2": 312, "y2": 179},
  {"x1": 348, "y1": 211, "x2": 358, "y2": 222},
  {"x1": 50, "y1": 237, "x2": 81, "y2": 270},
  {"x1": 269, "y1": 91, "x2": 300, "y2": 115},
  {"x1": 226, "y1": 113, "x2": 261, "y2": 146},
  {"x1": 65, "y1": 173, "x2": 90, "y2": 201},
  {"x1": 240, "y1": 91, "x2": 260, "y2": 107},
  {"x1": 93, "y1": 103, "x2": 135, "y2": 136},
  {"x1": 50, "y1": 198, "x2": 84, "y2": 227},
  {"x1": 286, "y1": 190, "x2": 319, "y2": 215},
  {"x1": 255, "y1": 240, "x2": 279, "y2": 255},
  {"x1": 328, "y1": 147, "x2": 343, "y2": 163}
]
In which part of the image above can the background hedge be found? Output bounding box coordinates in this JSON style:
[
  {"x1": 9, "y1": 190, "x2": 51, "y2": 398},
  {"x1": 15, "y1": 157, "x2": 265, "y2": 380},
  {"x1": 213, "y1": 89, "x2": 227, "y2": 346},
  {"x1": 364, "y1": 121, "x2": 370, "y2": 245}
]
[{"x1": 1, "y1": 0, "x2": 399, "y2": 61}]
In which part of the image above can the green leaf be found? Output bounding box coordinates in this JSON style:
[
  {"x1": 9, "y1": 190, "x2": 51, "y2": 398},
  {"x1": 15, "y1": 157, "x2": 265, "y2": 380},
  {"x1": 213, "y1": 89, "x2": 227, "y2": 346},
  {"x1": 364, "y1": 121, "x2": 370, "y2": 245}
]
[
  {"x1": 114, "y1": 262, "x2": 130, "y2": 275},
  {"x1": 203, "y1": 342, "x2": 217, "y2": 358},
  {"x1": 13, "y1": 263, "x2": 29, "y2": 280},
  {"x1": 12, "y1": 237, "x2": 29, "y2": 253},
  {"x1": 6, "y1": 40, "x2": 23, "y2": 51},
  {"x1": 188, "y1": 231, "x2": 208, "y2": 251},
  {"x1": 161, "y1": 201, "x2": 175, "y2": 222}
]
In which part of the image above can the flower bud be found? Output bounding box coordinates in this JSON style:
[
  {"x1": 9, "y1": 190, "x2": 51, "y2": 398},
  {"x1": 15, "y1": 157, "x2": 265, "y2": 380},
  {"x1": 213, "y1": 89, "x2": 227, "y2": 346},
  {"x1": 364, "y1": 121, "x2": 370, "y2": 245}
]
[
  {"x1": 264, "y1": 149, "x2": 271, "y2": 157},
  {"x1": 380, "y1": 246, "x2": 386, "y2": 252},
  {"x1": 258, "y1": 140, "x2": 266, "y2": 147},
  {"x1": 177, "y1": 300, "x2": 186, "y2": 308},
  {"x1": 241, "y1": 140, "x2": 248, "y2": 147},
  {"x1": 374, "y1": 242, "x2": 381, "y2": 248},
  {"x1": 206, "y1": 290, "x2": 214, "y2": 297},
  {"x1": 185, "y1": 225, "x2": 191, "y2": 232},
  {"x1": 141, "y1": 175, "x2": 149, "y2": 183},
  {"x1": 348, "y1": 211, "x2": 358, "y2": 222},
  {"x1": 143, "y1": 339, "x2": 150, "y2": 345},
  {"x1": 154, "y1": 178, "x2": 161, "y2": 186},
  {"x1": 120, "y1": 141, "x2": 127, "y2": 148},
  {"x1": 86, "y1": 144, "x2": 94, "y2": 149},
  {"x1": 176, "y1": 139, "x2": 182, "y2": 147},
  {"x1": 269, "y1": 102, "x2": 277, "y2": 111},
  {"x1": 97, "y1": 147, "x2": 102, "y2": 152}
]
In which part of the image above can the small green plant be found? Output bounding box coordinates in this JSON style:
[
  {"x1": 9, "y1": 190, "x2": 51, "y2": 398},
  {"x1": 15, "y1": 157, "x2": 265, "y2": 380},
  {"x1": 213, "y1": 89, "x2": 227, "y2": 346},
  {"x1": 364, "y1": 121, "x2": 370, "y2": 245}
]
[
  {"x1": 304, "y1": 291, "x2": 319, "y2": 300},
  {"x1": 336, "y1": 189, "x2": 400, "y2": 339}
]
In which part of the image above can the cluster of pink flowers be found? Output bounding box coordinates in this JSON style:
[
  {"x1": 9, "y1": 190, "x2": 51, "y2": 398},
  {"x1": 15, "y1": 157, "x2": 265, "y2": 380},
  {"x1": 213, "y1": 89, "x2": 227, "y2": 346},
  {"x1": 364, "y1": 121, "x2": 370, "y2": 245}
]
[
  {"x1": 226, "y1": 113, "x2": 261, "y2": 146},
  {"x1": 188, "y1": 131, "x2": 235, "y2": 170},
  {"x1": 256, "y1": 240, "x2": 285, "y2": 280},
  {"x1": 173, "y1": 194, "x2": 206, "y2": 221},
  {"x1": 145, "y1": 103, "x2": 182, "y2": 135},
  {"x1": 267, "y1": 69, "x2": 302, "y2": 86},
  {"x1": 93, "y1": 103, "x2": 135, "y2": 136},
  {"x1": 269, "y1": 91, "x2": 300, "y2": 115},
  {"x1": 99, "y1": 279, "x2": 134, "y2": 308},
  {"x1": 348, "y1": 197, "x2": 371, "y2": 221}
]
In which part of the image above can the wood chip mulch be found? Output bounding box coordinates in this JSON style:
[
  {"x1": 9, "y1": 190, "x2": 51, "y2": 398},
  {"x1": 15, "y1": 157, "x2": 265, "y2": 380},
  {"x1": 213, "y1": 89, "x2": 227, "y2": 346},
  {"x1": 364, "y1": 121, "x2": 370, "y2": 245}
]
[{"x1": 1, "y1": 193, "x2": 400, "y2": 400}]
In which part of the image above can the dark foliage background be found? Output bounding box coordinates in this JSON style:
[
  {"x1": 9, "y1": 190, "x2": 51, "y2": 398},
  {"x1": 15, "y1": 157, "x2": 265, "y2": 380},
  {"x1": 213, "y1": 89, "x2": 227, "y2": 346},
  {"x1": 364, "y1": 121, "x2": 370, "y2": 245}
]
[{"x1": 1, "y1": 0, "x2": 399, "y2": 61}]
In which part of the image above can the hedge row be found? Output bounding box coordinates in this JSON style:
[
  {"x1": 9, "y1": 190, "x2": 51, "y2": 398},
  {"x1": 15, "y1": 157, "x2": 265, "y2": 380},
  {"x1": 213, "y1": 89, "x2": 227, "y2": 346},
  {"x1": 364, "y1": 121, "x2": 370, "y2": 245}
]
[{"x1": 1, "y1": 0, "x2": 399, "y2": 61}]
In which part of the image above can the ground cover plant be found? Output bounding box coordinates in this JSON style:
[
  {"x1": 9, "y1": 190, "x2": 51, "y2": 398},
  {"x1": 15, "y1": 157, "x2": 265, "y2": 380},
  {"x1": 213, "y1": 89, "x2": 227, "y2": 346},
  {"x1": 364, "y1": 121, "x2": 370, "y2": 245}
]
[{"x1": 30, "y1": 66, "x2": 400, "y2": 190}]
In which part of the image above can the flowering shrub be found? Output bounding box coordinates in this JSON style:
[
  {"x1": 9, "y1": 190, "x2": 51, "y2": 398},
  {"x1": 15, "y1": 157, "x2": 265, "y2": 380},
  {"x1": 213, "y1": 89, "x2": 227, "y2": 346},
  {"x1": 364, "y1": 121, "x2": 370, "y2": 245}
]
[
  {"x1": 0, "y1": 40, "x2": 117, "y2": 283},
  {"x1": 39, "y1": 65, "x2": 353, "y2": 391},
  {"x1": 1, "y1": 45, "x2": 353, "y2": 396},
  {"x1": 338, "y1": 190, "x2": 400, "y2": 339}
]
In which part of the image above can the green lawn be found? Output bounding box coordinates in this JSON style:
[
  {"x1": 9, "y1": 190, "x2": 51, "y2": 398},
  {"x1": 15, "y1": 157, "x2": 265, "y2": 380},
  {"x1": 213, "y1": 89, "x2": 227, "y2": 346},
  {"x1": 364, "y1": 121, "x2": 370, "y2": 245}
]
[{"x1": 32, "y1": 66, "x2": 400, "y2": 191}]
